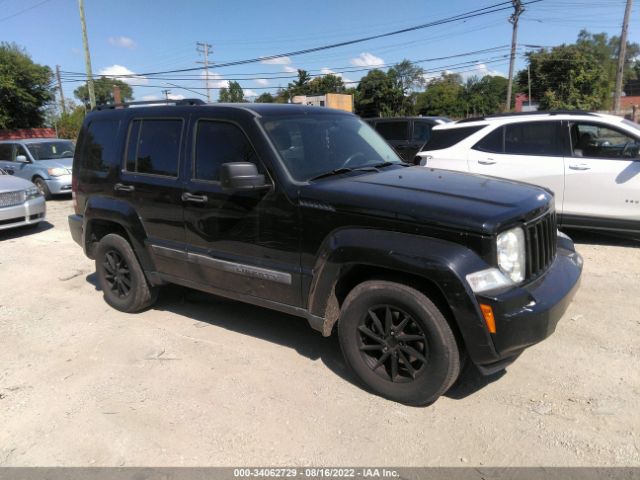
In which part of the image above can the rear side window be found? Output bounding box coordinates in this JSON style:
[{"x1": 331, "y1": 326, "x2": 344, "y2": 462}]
[
  {"x1": 0, "y1": 144, "x2": 13, "y2": 161},
  {"x1": 82, "y1": 120, "x2": 120, "y2": 172},
  {"x1": 375, "y1": 121, "x2": 408, "y2": 141},
  {"x1": 473, "y1": 127, "x2": 504, "y2": 153},
  {"x1": 422, "y1": 126, "x2": 484, "y2": 151},
  {"x1": 504, "y1": 121, "x2": 562, "y2": 155},
  {"x1": 125, "y1": 119, "x2": 183, "y2": 177},
  {"x1": 194, "y1": 121, "x2": 258, "y2": 182},
  {"x1": 412, "y1": 122, "x2": 432, "y2": 143}
]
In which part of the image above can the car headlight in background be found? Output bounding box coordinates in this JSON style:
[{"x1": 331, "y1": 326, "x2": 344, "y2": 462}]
[
  {"x1": 48, "y1": 167, "x2": 70, "y2": 177},
  {"x1": 24, "y1": 186, "x2": 41, "y2": 200},
  {"x1": 496, "y1": 226, "x2": 526, "y2": 283}
]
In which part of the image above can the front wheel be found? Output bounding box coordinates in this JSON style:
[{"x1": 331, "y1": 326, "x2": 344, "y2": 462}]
[
  {"x1": 33, "y1": 177, "x2": 51, "y2": 200},
  {"x1": 338, "y1": 280, "x2": 461, "y2": 406},
  {"x1": 95, "y1": 233, "x2": 158, "y2": 313}
]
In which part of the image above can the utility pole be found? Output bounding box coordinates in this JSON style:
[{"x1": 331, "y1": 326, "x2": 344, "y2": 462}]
[
  {"x1": 112, "y1": 85, "x2": 121, "y2": 105},
  {"x1": 196, "y1": 41, "x2": 212, "y2": 103},
  {"x1": 613, "y1": 0, "x2": 633, "y2": 114},
  {"x1": 161, "y1": 89, "x2": 171, "y2": 100},
  {"x1": 77, "y1": 0, "x2": 96, "y2": 109},
  {"x1": 55, "y1": 65, "x2": 67, "y2": 115},
  {"x1": 505, "y1": 0, "x2": 524, "y2": 112}
]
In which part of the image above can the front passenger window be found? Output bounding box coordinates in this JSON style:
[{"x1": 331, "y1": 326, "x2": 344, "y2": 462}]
[{"x1": 571, "y1": 123, "x2": 639, "y2": 159}]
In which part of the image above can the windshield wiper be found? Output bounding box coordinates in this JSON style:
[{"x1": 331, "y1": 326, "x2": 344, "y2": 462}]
[
  {"x1": 309, "y1": 166, "x2": 378, "y2": 181},
  {"x1": 371, "y1": 161, "x2": 410, "y2": 168}
]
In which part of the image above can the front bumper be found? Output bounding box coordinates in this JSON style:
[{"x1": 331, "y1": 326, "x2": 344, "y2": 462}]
[
  {"x1": 473, "y1": 234, "x2": 583, "y2": 374},
  {"x1": 0, "y1": 196, "x2": 46, "y2": 231},
  {"x1": 46, "y1": 174, "x2": 73, "y2": 195}
]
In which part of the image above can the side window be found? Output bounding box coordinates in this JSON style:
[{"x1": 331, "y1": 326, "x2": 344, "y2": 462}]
[
  {"x1": 375, "y1": 121, "x2": 408, "y2": 141},
  {"x1": 423, "y1": 126, "x2": 484, "y2": 151},
  {"x1": 571, "y1": 123, "x2": 639, "y2": 159},
  {"x1": 473, "y1": 126, "x2": 504, "y2": 153},
  {"x1": 16, "y1": 145, "x2": 28, "y2": 159},
  {"x1": 504, "y1": 121, "x2": 562, "y2": 155},
  {"x1": 194, "y1": 121, "x2": 259, "y2": 182},
  {"x1": 0, "y1": 144, "x2": 14, "y2": 161},
  {"x1": 126, "y1": 119, "x2": 182, "y2": 177},
  {"x1": 82, "y1": 120, "x2": 121, "y2": 172},
  {"x1": 412, "y1": 122, "x2": 432, "y2": 143}
]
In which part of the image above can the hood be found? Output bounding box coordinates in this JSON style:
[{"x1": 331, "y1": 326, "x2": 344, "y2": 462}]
[
  {"x1": 0, "y1": 174, "x2": 35, "y2": 193},
  {"x1": 36, "y1": 157, "x2": 73, "y2": 170},
  {"x1": 300, "y1": 166, "x2": 553, "y2": 234}
]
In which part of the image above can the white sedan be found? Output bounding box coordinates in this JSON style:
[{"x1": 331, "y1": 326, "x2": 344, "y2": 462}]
[{"x1": 0, "y1": 168, "x2": 46, "y2": 231}]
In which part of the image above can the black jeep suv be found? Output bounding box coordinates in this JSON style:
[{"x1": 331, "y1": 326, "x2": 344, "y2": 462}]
[{"x1": 69, "y1": 100, "x2": 582, "y2": 405}]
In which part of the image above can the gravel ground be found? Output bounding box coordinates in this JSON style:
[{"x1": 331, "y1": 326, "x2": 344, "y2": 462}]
[{"x1": 0, "y1": 198, "x2": 639, "y2": 466}]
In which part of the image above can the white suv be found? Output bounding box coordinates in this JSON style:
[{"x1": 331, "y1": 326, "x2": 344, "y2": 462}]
[{"x1": 417, "y1": 112, "x2": 640, "y2": 233}]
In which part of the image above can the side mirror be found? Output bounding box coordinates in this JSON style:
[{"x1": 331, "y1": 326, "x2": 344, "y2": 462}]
[
  {"x1": 16, "y1": 155, "x2": 29, "y2": 163},
  {"x1": 220, "y1": 162, "x2": 270, "y2": 191}
]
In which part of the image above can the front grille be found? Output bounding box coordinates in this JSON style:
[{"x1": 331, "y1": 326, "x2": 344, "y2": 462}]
[
  {"x1": 525, "y1": 210, "x2": 557, "y2": 279},
  {"x1": 0, "y1": 190, "x2": 25, "y2": 208}
]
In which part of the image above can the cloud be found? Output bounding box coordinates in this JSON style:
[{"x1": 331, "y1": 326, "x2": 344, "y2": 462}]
[
  {"x1": 167, "y1": 93, "x2": 185, "y2": 100},
  {"x1": 350, "y1": 52, "x2": 384, "y2": 67},
  {"x1": 99, "y1": 64, "x2": 148, "y2": 85},
  {"x1": 320, "y1": 67, "x2": 354, "y2": 85},
  {"x1": 200, "y1": 70, "x2": 229, "y2": 88},
  {"x1": 283, "y1": 66, "x2": 297, "y2": 73},
  {"x1": 243, "y1": 89, "x2": 259, "y2": 98},
  {"x1": 108, "y1": 36, "x2": 136, "y2": 49},
  {"x1": 141, "y1": 95, "x2": 160, "y2": 101},
  {"x1": 260, "y1": 56, "x2": 292, "y2": 65},
  {"x1": 462, "y1": 63, "x2": 506, "y2": 79},
  {"x1": 255, "y1": 78, "x2": 270, "y2": 87}
]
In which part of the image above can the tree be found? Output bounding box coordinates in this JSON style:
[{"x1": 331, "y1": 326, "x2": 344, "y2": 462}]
[
  {"x1": 0, "y1": 43, "x2": 53, "y2": 129},
  {"x1": 55, "y1": 104, "x2": 86, "y2": 139},
  {"x1": 307, "y1": 74, "x2": 345, "y2": 95},
  {"x1": 355, "y1": 69, "x2": 402, "y2": 118},
  {"x1": 218, "y1": 81, "x2": 245, "y2": 102},
  {"x1": 255, "y1": 92, "x2": 274, "y2": 103},
  {"x1": 74, "y1": 76, "x2": 133, "y2": 106},
  {"x1": 517, "y1": 44, "x2": 609, "y2": 110},
  {"x1": 462, "y1": 75, "x2": 508, "y2": 117},
  {"x1": 286, "y1": 69, "x2": 312, "y2": 97},
  {"x1": 415, "y1": 74, "x2": 465, "y2": 118},
  {"x1": 387, "y1": 59, "x2": 426, "y2": 114}
]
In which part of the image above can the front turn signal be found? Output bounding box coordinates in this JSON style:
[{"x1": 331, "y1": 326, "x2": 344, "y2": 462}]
[{"x1": 480, "y1": 304, "x2": 496, "y2": 334}]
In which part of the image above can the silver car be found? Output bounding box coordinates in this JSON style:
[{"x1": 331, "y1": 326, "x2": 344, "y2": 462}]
[
  {"x1": 0, "y1": 139, "x2": 74, "y2": 199},
  {"x1": 0, "y1": 167, "x2": 46, "y2": 231}
]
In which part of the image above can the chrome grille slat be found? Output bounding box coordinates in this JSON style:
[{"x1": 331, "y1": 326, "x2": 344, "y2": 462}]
[
  {"x1": 525, "y1": 211, "x2": 557, "y2": 280},
  {"x1": 0, "y1": 190, "x2": 25, "y2": 208}
]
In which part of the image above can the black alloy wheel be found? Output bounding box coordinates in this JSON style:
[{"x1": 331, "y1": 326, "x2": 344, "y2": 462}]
[{"x1": 102, "y1": 249, "x2": 132, "y2": 298}]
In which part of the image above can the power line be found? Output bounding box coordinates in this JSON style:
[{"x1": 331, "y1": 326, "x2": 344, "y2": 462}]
[{"x1": 0, "y1": 0, "x2": 53, "y2": 22}]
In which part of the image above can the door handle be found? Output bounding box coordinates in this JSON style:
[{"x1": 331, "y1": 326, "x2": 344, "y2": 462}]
[
  {"x1": 569, "y1": 163, "x2": 591, "y2": 171},
  {"x1": 114, "y1": 183, "x2": 135, "y2": 192},
  {"x1": 181, "y1": 192, "x2": 208, "y2": 203},
  {"x1": 478, "y1": 159, "x2": 496, "y2": 165}
]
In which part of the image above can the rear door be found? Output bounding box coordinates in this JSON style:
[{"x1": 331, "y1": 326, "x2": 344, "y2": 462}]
[
  {"x1": 0, "y1": 144, "x2": 15, "y2": 174},
  {"x1": 374, "y1": 120, "x2": 411, "y2": 160},
  {"x1": 119, "y1": 116, "x2": 187, "y2": 277},
  {"x1": 468, "y1": 120, "x2": 566, "y2": 209},
  {"x1": 563, "y1": 121, "x2": 640, "y2": 228}
]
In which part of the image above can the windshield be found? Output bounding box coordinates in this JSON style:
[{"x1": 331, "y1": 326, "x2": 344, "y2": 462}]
[
  {"x1": 262, "y1": 114, "x2": 402, "y2": 181},
  {"x1": 26, "y1": 141, "x2": 75, "y2": 160},
  {"x1": 622, "y1": 119, "x2": 640, "y2": 133}
]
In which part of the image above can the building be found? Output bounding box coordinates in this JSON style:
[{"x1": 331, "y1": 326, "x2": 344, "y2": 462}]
[{"x1": 291, "y1": 93, "x2": 353, "y2": 112}]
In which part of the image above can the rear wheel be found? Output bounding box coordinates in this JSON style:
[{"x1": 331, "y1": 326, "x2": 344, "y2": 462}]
[
  {"x1": 95, "y1": 233, "x2": 157, "y2": 312},
  {"x1": 338, "y1": 280, "x2": 460, "y2": 406},
  {"x1": 33, "y1": 177, "x2": 51, "y2": 200}
]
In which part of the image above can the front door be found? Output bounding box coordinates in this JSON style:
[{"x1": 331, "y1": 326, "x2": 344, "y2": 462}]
[
  {"x1": 182, "y1": 119, "x2": 300, "y2": 307},
  {"x1": 468, "y1": 120, "x2": 566, "y2": 210},
  {"x1": 563, "y1": 121, "x2": 640, "y2": 229}
]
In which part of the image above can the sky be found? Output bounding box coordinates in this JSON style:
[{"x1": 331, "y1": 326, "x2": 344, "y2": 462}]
[{"x1": 1, "y1": 0, "x2": 639, "y2": 104}]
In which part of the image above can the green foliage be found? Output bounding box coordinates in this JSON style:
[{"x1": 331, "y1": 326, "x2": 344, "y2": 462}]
[
  {"x1": 414, "y1": 74, "x2": 465, "y2": 118},
  {"x1": 55, "y1": 104, "x2": 86, "y2": 140},
  {"x1": 307, "y1": 74, "x2": 345, "y2": 95},
  {"x1": 74, "y1": 76, "x2": 133, "y2": 106},
  {"x1": 355, "y1": 69, "x2": 403, "y2": 118},
  {"x1": 517, "y1": 44, "x2": 609, "y2": 111},
  {"x1": 462, "y1": 75, "x2": 508, "y2": 116},
  {"x1": 218, "y1": 81, "x2": 245, "y2": 102},
  {"x1": 255, "y1": 92, "x2": 274, "y2": 103},
  {"x1": 0, "y1": 42, "x2": 53, "y2": 129}
]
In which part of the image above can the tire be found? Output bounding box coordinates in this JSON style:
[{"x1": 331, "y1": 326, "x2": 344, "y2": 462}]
[
  {"x1": 95, "y1": 233, "x2": 158, "y2": 313},
  {"x1": 33, "y1": 177, "x2": 51, "y2": 200},
  {"x1": 338, "y1": 280, "x2": 460, "y2": 406}
]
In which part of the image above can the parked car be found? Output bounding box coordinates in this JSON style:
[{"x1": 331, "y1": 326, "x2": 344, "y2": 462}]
[
  {"x1": 0, "y1": 167, "x2": 45, "y2": 231},
  {"x1": 0, "y1": 138, "x2": 75, "y2": 199},
  {"x1": 365, "y1": 116, "x2": 451, "y2": 162},
  {"x1": 69, "y1": 100, "x2": 582, "y2": 405},
  {"x1": 416, "y1": 111, "x2": 640, "y2": 233}
]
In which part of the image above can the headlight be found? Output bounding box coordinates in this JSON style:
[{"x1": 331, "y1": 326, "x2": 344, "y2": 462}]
[
  {"x1": 48, "y1": 167, "x2": 69, "y2": 177},
  {"x1": 24, "y1": 186, "x2": 40, "y2": 200},
  {"x1": 497, "y1": 227, "x2": 526, "y2": 283}
]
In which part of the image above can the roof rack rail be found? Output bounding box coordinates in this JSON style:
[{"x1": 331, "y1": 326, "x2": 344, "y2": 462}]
[
  {"x1": 93, "y1": 98, "x2": 206, "y2": 111},
  {"x1": 456, "y1": 110, "x2": 597, "y2": 123}
]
